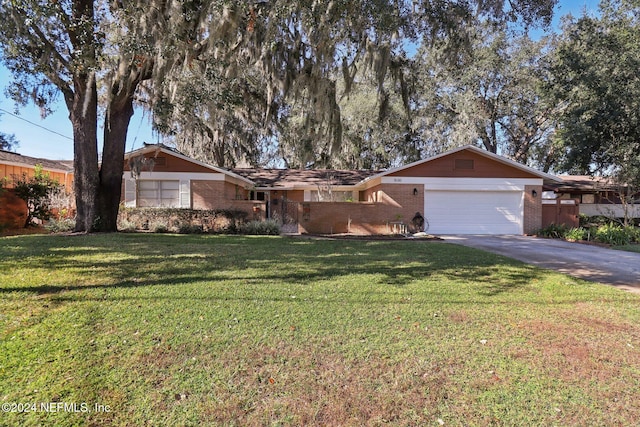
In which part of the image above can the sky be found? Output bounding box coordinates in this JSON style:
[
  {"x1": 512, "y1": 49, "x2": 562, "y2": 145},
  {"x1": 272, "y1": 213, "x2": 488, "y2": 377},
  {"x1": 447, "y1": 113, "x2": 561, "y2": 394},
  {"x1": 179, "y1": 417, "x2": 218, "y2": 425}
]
[{"x1": 0, "y1": 0, "x2": 600, "y2": 161}]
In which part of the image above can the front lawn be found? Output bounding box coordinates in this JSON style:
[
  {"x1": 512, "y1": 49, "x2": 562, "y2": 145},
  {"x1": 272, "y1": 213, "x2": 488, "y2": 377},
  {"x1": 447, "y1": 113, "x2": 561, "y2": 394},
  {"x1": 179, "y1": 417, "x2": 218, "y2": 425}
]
[{"x1": 1, "y1": 234, "x2": 639, "y2": 426}]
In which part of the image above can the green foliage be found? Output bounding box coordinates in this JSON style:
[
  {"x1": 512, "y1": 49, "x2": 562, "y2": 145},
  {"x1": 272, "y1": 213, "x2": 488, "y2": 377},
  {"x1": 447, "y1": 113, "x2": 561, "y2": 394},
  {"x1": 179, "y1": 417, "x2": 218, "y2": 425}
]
[
  {"x1": 12, "y1": 164, "x2": 61, "y2": 227},
  {"x1": 45, "y1": 218, "x2": 76, "y2": 233},
  {"x1": 538, "y1": 221, "x2": 639, "y2": 246},
  {"x1": 565, "y1": 227, "x2": 588, "y2": 242},
  {"x1": 0, "y1": 132, "x2": 18, "y2": 152},
  {"x1": 151, "y1": 223, "x2": 169, "y2": 233},
  {"x1": 414, "y1": 21, "x2": 559, "y2": 169},
  {"x1": 241, "y1": 219, "x2": 281, "y2": 235},
  {"x1": 594, "y1": 224, "x2": 636, "y2": 246},
  {"x1": 536, "y1": 223, "x2": 570, "y2": 238},
  {"x1": 117, "y1": 207, "x2": 249, "y2": 233},
  {"x1": 550, "y1": 0, "x2": 640, "y2": 186},
  {"x1": 178, "y1": 224, "x2": 204, "y2": 234}
]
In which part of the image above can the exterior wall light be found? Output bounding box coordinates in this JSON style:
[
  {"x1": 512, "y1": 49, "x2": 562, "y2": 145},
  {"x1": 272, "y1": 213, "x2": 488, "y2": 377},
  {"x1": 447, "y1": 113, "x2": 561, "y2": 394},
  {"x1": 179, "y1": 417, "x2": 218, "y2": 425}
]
[
  {"x1": 532, "y1": 189, "x2": 538, "y2": 198},
  {"x1": 413, "y1": 188, "x2": 418, "y2": 196}
]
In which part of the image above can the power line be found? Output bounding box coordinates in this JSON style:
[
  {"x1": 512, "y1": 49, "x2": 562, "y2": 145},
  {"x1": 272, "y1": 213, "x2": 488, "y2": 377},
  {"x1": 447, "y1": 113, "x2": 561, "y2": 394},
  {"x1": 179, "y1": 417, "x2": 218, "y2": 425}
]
[{"x1": 0, "y1": 107, "x2": 73, "y2": 141}]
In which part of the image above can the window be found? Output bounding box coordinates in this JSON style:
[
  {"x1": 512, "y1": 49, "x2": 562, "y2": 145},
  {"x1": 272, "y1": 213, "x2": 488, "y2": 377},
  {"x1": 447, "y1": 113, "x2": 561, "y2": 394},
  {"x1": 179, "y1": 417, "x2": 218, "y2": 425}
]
[
  {"x1": 581, "y1": 194, "x2": 595, "y2": 204},
  {"x1": 137, "y1": 180, "x2": 180, "y2": 207},
  {"x1": 455, "y1": 159, "x2": 474, "y2": 169},
  {"x1": 310, "y1": 190, "x2": 354, "y2": 202}
]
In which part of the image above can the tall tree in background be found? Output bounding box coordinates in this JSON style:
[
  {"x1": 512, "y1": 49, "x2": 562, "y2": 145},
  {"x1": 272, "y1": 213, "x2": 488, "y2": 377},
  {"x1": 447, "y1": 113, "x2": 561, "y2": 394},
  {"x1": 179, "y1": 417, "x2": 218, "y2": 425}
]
[
  {"x1": 0, "y1": 112, "x2": 19, "y2": 152},
  {"x1": 413, "y1": 21, "x2": 559, "y2": 169},
  {"x1": 549, "y1": 0, "x2": 640, "y2": 186},
  {"x1": 153, "y1": 0, "x2": 556, "y2": 169}
]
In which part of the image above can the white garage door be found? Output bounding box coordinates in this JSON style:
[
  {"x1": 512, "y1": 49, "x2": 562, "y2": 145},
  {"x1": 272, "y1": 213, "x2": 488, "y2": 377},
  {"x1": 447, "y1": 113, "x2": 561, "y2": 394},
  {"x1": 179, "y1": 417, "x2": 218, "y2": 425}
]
[{"x1": 425, "y1": 190, "x2": 523, "y2": 234}]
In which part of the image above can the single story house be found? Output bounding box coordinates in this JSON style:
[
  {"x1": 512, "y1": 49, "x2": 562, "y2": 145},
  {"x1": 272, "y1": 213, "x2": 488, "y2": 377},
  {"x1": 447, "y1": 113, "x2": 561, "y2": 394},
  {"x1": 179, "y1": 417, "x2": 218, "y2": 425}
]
[
  {"x1": 122, "y1": 144, "x2": 561, "y2": 235},
  {"x1": 0, "y1": 149, "x2": 74, "y2": 228}
]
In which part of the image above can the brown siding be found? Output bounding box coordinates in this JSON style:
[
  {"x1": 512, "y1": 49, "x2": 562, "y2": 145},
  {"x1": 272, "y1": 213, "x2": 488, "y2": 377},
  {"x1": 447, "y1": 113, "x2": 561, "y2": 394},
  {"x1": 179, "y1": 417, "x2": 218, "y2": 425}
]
[
  {"x1": 389, "y1": 150, "x2": 539, "y2": 179},
  {"x1": 1, "y1": 163, "x2": 73, "y2": 190},
  {"x1": 124, "y1": 151, "x2": 213, "y2": 174}
]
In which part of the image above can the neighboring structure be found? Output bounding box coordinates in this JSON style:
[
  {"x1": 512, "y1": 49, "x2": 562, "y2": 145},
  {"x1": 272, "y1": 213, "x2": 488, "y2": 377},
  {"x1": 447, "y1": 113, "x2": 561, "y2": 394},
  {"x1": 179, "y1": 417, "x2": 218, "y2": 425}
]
[
  {"x1": 0, "y1": 150, "x2": 74, "y2": 190},
  {"x1": 0, "y1": 150, "x2": 74, "y2": 228},
  {"x1": 547, "y1": 175, "x2": 640, "y2": 222},
  {"x1": 123, "y1": 144, "x2": 561, "y2": 235}
]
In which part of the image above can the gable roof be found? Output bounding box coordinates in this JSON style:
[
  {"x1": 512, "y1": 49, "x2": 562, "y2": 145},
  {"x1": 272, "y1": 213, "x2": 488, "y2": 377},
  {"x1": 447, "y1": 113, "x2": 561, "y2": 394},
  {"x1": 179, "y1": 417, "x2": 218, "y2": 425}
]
[
  {"x1": 232, "y1": 168, "x2": 379, "y2": 188},
  {"x1": 124, "y1": 144, "x2": 254, "y2": 185},
  {"x1": 362, "y1": 145, "x2": 562, "y2": 184},
  {"x1": 123, "y1": 144, "x2": 562, "y2": 189},
  {"x1": 0, "y1": 149, "x2": 73, "y2": 173}
]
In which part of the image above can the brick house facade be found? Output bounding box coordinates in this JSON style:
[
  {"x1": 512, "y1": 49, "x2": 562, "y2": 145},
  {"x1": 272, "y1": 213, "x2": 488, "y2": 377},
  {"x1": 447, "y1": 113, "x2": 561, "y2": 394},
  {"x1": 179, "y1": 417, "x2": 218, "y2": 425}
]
[{"x1": 122, "y1": 144, "x2": 560, "y2": 235}]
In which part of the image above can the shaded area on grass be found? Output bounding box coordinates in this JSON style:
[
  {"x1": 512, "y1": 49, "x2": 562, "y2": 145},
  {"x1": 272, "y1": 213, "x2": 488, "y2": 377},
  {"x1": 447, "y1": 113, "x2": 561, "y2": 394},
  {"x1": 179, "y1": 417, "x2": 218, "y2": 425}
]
[
  {"x1": 1, "y1": 234, "x2": 543, "y2": 298},
  {"x1": 2, "y1": 234, "x2": 640, "y2": 426}
]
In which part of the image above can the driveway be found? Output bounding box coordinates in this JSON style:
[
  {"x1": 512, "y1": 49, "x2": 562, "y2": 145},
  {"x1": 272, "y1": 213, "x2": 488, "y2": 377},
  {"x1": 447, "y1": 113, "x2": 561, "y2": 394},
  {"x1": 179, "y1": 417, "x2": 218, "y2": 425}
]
[{"x1": 442, "y1": 235, "x2": 640, "y2": 294}]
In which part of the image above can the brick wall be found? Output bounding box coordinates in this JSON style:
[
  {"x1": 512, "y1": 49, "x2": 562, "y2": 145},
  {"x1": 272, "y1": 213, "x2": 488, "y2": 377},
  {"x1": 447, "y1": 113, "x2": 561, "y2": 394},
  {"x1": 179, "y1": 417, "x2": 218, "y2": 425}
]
[
  {"x1": 191, "y1": 180, "x2": 264, "y2": 220},
  {"x1": 299, "y1": 184, "x2": 425, "y2": 235},
  {"x1": 523, "y1": 184, "x2": 543, "y2": 234},
  {"x1": 192, "y1": 181, "x2": 249, "y2": 209}
]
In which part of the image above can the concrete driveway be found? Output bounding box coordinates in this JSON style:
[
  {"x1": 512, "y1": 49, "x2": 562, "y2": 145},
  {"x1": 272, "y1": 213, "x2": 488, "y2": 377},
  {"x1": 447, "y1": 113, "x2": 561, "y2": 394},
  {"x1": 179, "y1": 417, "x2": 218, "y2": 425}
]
[{"x1": 442, "y1": 235, "x2": 640, "y2": 294}]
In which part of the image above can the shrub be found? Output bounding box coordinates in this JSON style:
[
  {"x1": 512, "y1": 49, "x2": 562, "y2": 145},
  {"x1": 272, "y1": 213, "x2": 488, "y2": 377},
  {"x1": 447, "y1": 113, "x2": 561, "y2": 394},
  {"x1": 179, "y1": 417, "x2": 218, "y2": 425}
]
[
  {"x1": 118, "y1": 219, "x2": 138, "y2": 232},
  {"x1": 536, "y1": 223, "x2": 569, "y2": 239},
  {"x1": 117, "y1": 208, "x2": 249, "y2": 234},
  {"x1": 565, "y1": 227, "x2": 588, "y2": 242},
  {"x1": 241, "y1": 219, "x2": 281, "y2": 235},
  {"x1": 594, "y1": 223, "x2": 634, "y2": 246},
  {"x1": 178, "y1": 224, "x2": 204, "y2": 234},
  {"x1": 45, "y1": 218, "x2": 76, "y2": 233},
  {"x1": 151, "y1": 223, "x2": 169, "y2": 233},
  {"x1": 12, "y1": 165, "x2": 61, "y2": 227}
]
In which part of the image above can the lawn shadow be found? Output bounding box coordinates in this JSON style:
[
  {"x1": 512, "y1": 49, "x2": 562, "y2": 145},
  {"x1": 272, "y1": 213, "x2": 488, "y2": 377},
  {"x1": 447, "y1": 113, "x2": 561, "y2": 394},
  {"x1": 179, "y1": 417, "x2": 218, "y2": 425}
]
[{"x1": 1, "y1": 234, "x2": 554, "y2": 299}]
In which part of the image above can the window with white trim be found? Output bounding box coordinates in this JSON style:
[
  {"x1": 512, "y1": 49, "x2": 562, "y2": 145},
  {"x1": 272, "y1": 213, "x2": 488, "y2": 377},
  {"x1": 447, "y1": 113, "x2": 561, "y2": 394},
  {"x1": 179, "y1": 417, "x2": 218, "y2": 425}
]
[{"x1": 137, "y1": 180, "x2": 180, "y2": 207}]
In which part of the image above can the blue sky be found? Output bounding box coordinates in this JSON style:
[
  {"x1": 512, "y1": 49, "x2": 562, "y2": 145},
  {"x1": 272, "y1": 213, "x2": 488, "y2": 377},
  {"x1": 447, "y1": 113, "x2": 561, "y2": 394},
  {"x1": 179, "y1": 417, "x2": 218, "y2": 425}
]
[{"x1": 0, "y1": 0, "x2": 600, "y2": 161}]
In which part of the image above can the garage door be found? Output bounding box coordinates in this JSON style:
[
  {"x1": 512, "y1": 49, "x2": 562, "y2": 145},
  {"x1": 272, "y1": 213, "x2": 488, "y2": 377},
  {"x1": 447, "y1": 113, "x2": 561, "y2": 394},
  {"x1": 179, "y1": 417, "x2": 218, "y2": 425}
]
[{"x1": 425, "y1": 190, "x2": 523, "y2": 234}]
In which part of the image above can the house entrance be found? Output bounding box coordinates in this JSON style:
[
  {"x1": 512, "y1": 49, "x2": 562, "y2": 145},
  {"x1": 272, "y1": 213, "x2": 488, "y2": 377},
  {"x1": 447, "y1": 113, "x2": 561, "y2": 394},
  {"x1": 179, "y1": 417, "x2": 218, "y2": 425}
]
[
  {"x1": 280, "y1": 199, "x2": 300, "y2": 234},
  {"x1": 269, "y1": 193, "x2": 299, "y2": 233}
]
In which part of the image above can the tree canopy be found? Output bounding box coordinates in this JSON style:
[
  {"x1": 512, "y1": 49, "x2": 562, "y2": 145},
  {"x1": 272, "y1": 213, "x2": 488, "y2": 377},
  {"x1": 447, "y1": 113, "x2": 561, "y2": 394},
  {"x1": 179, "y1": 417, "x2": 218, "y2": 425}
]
[
  {"x1": 1, "y1": 0, "x2": 557, "y2": 231},
  {"x1": 550, "y1": 0, "x2": 640, "y2": 185}
]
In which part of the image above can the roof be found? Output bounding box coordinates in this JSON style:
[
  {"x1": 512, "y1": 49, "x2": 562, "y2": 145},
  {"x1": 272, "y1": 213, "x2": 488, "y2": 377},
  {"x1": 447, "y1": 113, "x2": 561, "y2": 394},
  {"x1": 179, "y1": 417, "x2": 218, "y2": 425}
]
[
  {"x1": 123, "y1": 144, "x2": 563, "y2": 189},
  {"x1": 0, "y1": 149, "x2": 73, "y2": 173},
  {"x1": 232, "y1": 168, "x2": 380, "y2": 188},
  {"x1": 363, "y1": 145, "x2": 562, "y2": 184},
  {"x1": 551, "y1": 175, "x2": 622, "y2": 192},
  {"x1": 124, "y1": 144, "x2": 254, "y2": 185}
]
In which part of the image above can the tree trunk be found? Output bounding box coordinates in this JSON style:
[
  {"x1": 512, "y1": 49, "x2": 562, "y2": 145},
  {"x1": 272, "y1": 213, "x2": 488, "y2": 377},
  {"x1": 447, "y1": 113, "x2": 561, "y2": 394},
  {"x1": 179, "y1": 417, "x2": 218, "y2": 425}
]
[
  {"x1": 96, "y1": 60, "x2": 152, "y2": 232},
  {"x1": 70, "y1": 75, "x2": 99, "y2": 233},
  {"x1": 96, "y1": 93, "x2": 135, "y2": 232}
]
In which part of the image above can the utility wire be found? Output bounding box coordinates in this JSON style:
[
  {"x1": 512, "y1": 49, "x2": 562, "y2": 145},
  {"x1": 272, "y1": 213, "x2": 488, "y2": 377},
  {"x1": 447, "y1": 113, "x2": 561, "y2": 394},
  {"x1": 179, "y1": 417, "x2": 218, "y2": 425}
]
[{"x1": 0, "y1": 107, "x2": 73, "y2": 141}]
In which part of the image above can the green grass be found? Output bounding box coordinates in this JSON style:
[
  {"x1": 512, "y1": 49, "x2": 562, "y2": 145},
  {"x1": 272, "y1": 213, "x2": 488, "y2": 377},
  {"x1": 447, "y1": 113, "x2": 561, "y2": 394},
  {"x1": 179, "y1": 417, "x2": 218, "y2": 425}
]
[
  {"x1": 1, "y1": 233, "x2": 640, "y2": 426},
  {"x1": 615, "y1": 243, "x2": 640, "y2": 253}
]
